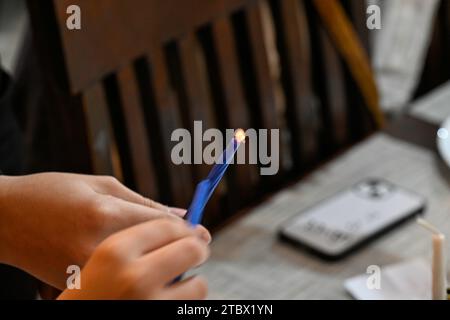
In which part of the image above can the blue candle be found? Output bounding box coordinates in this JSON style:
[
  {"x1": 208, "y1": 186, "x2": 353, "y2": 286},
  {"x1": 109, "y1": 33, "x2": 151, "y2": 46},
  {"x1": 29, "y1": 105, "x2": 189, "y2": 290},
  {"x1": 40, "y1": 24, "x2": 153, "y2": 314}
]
[
  {"x1": 186, "y1": 129, "x2": 246, "y2": 225},
  {"x1": 171, "y1": 129, "x2": 245, "y2": 284}
]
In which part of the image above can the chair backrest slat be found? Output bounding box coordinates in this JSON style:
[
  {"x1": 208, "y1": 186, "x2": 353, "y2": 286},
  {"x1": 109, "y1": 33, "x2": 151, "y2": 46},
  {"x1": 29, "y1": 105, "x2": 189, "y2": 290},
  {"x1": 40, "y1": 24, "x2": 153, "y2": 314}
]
[
  {"x1": 306, "y1": 3, "x2": 349, "y2": 151},
  {"x1": 246, "y1": 1, "x2": 279, "y2": 131},
  {"x1": 211, "y1": 16, "x2": 259, "y2": 200},
  {"x1": 147, "y1": 50, "x2": 194, "y2": 207},
  {"x1": 317, "y1": 26, "x2": 348, "y2": 148},
  {"x1": 82, "y1": 83, "x2": 123, "y2": 179},
  {"x1": 178, "y1": 34, "x2": 217, "y2": 132},
  {"x1": 343, "y1": 0, "x2": 371, "y2": 56},
  {"x1": 116, "y1": 65, "x2": 159, "y2": 199},
  {"x1": 275, "y1": 0, "x2": 319, "y2": 168}
]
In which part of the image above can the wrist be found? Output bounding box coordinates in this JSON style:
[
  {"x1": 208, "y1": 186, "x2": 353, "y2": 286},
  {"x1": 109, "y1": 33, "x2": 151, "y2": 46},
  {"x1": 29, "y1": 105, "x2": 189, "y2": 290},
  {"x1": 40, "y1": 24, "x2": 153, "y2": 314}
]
[{"x1": 0, "y1": 175, "x2": 17, "y2": 264}]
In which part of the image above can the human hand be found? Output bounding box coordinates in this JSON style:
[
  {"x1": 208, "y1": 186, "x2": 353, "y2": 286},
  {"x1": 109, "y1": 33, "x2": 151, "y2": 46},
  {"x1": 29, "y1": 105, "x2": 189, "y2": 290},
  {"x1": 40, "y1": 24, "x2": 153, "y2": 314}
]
[
  {"x1": 58, "y1": 218, "x2": 210, "y2": 300},
  {"x1": 0, "y1": 172, "x2": 208, "y2": 290}
]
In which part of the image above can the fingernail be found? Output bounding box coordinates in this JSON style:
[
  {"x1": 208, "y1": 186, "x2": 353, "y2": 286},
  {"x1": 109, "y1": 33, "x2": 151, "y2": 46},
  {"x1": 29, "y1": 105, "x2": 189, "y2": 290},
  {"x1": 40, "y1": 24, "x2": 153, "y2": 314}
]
[
  {"x1": 169, "y1": 207, "x2": 187, "y2": 217},
  {"x1": 195, "y1": 228, "x2": 211, "y2": 244}
]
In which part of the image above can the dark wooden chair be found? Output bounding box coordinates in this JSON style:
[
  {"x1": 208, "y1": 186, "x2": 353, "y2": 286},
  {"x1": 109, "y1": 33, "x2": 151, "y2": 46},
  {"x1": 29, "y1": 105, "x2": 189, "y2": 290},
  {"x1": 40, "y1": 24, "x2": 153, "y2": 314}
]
[
  {"x1": 26, "y1": 0, "x2": 378, "y2": 228},
  {"x1": 415, "y1": 0, "x2": 450, "y2": 99}
]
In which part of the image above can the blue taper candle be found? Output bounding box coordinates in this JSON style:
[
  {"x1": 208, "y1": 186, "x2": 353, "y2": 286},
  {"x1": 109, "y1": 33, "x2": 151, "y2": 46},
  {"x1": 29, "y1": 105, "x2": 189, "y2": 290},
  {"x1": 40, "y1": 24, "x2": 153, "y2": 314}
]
[
  {"x1": 185, "y1": 129, "x2": 246, "y2": 225},
  {"x1": 172, "y1": 129, "x2": 245, "y2": 283}
]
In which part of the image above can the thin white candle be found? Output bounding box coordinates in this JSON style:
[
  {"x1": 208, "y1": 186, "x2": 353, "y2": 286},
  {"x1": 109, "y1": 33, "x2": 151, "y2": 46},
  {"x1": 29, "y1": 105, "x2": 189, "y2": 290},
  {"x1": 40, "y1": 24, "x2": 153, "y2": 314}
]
[{"x1": 417, "y1": 218, "x2": 447, "y2": 300}]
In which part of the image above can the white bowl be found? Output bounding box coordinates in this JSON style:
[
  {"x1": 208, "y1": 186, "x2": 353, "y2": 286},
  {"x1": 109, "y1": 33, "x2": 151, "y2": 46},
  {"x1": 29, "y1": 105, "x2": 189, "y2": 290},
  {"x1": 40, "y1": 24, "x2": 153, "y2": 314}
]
[{"x1": 437, "y1": 117, "x2": 450, "y2": 168}]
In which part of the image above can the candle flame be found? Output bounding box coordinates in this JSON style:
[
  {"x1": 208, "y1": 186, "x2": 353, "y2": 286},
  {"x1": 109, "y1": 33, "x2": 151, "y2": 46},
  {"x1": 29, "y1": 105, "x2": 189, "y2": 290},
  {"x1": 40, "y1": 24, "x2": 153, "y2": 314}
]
[{"x1": 234, "y1": 129, "x2": 246, "y2": 143}]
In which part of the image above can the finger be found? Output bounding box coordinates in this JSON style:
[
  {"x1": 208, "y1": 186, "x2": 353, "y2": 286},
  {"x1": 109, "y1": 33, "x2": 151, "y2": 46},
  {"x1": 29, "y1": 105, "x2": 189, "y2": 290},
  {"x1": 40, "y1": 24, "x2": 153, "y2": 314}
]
[
  {"x1": 93, "y1": 176, "x2": 148, "y2": 206},
  {"x1": 194, "y1": 225, "x2": 211, "y2": 244},
  {"x1": 93, "y1": 176, "x2": 167, "y2": 209},
  {"x1": 94, "y1": 176, "x2": 185, "y2": 217},
  {"x1": 109, "y1": 196, "x2": 181, "y2": 225},
  {"x1": 142, "y1": 198, "x2": 187, "y2": 217},
  {"x1": 140, "y1": 236, "x2": 210, "y2": 284},
  {"x1": 167, "y1": 207, "x2": 187, "y2": 217},
  {"x1": 159, "y1": 276, "x2": 208, "y2": 300},
  {"x1": 92, "y1": 176, "x2": 141, "y2": 202},
  {"x1": 105, "y1": 218, "x2": 206, "y2": 257},
  {"x1": 108, "y1": 197, "x2": 209, "y2": 244},
  {"x1": 98, "y1": 196, "x2": 182, "y2": 239}
]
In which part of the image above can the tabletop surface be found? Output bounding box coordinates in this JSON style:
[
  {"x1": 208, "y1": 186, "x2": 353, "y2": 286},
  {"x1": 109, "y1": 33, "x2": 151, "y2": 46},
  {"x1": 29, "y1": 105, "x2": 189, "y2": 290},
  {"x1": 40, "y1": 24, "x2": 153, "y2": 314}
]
[{"x1": 194, "y1": 117, "x2": 448, "y2": 299}]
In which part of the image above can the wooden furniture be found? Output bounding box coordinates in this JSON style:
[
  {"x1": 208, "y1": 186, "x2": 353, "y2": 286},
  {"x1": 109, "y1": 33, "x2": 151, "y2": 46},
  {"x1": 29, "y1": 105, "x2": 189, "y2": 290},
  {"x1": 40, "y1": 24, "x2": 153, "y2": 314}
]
[
  {"x1": 27, "y1": 0, "x2": 377, "y2": 228},
  {"x1": 415, "y1": 0, "x2": 450, "y2": 99}
]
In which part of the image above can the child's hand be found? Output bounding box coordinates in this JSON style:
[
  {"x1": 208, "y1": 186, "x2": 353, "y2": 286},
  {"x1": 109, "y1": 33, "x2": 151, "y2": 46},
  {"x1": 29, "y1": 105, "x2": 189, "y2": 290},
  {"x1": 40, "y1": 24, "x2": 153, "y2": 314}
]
[
  {"x1": 58, "y1": 218, "x2": 211, "y2": 300},
  {"x1": 0, "y1": 172, "x2": 196, "y2": 289}
]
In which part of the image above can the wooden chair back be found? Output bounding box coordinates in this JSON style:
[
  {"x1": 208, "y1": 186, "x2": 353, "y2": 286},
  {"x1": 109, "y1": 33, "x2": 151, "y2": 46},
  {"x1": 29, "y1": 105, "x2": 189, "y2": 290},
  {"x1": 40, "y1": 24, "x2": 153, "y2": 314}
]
[{"x1": 27, "y1": 0, "x2": 377, "y2": 227}]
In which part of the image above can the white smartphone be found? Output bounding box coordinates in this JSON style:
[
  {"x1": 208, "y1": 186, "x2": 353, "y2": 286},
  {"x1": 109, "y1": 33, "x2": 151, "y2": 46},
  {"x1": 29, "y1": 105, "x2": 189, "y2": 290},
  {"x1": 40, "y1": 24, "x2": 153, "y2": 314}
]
[{"x1": 279, "y1": 179, "x2": 426, "y2": 260}]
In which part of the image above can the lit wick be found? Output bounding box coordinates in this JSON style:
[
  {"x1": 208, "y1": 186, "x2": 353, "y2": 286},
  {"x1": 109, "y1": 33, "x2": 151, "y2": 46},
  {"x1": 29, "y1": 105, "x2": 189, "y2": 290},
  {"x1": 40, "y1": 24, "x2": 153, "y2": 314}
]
[{"x1": 186, "y1": 129, "x2": 246, "y2": 225}]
